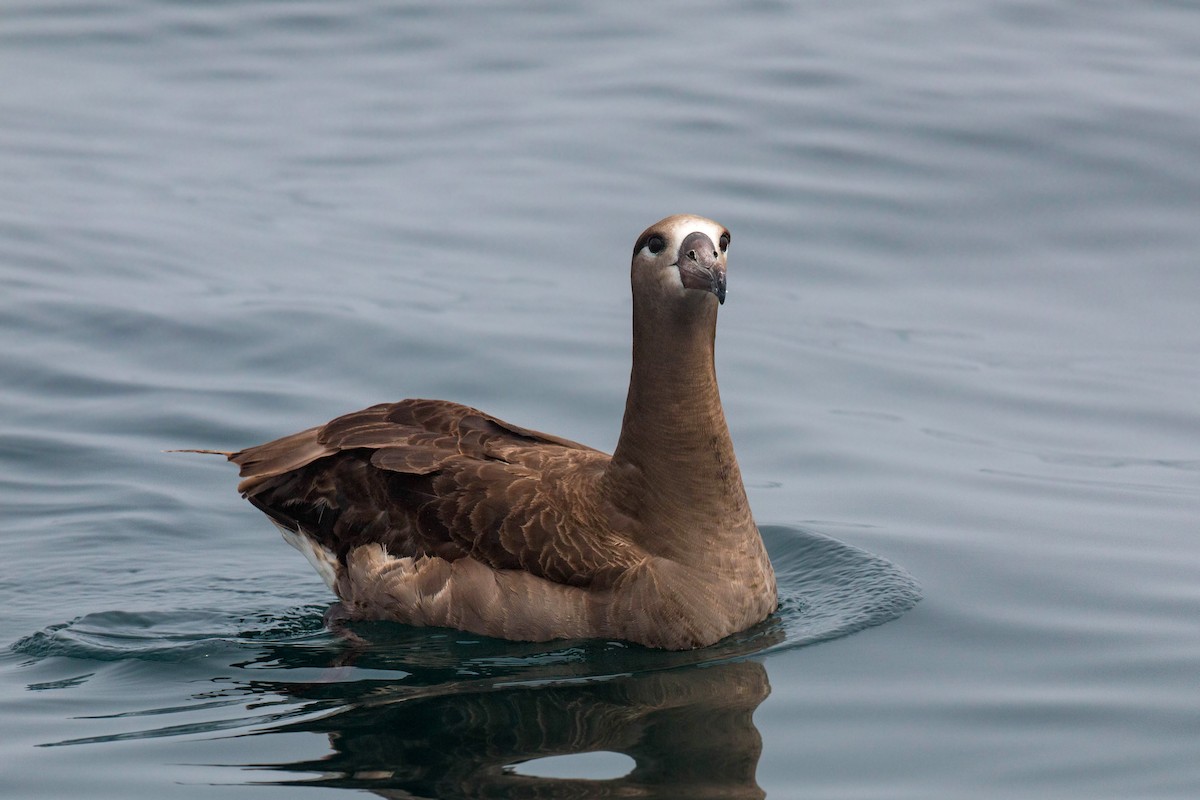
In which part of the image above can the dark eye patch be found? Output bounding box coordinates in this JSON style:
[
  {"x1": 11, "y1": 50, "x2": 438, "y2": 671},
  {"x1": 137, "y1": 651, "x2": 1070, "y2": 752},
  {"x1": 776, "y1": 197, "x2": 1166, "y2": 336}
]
[
  {"x1": 719, "y1": 232, "x2": 730, "y2": 253},
  {"x1": 647, "y1": 234, "x2": 666, "y2": 254}
]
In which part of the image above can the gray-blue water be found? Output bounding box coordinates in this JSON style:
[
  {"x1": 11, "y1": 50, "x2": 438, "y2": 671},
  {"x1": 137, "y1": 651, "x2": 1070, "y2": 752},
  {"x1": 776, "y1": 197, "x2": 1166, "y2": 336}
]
[{"x1": 2, "y1": 2, "x2": 1198, "y2": 797}]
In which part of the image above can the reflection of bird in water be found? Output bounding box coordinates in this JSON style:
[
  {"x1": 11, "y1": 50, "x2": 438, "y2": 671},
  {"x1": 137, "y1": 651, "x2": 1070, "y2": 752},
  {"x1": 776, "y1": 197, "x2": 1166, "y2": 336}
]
[
  {"x1": 258, "y1": 658, "x2": 772, "y2": 800},
  {"x1": 184, "y1": 215, "x2": 776, "y2": 650}
]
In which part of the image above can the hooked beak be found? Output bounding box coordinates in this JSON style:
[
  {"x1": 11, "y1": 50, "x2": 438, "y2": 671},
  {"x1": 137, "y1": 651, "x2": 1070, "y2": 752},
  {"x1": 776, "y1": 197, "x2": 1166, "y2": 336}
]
[
  {"x1": 711, "y1": 268, "x2": 727, "y2": 304},
  {"x1": 676, "y1": 231, "x2": 727, "y2": 305}
]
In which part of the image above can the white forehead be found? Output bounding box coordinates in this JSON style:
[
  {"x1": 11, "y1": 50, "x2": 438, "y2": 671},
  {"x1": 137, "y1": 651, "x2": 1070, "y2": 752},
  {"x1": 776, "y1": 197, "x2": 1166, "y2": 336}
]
[{"x1": 654, "y1": 214, "x2": 728, "y2": 245}]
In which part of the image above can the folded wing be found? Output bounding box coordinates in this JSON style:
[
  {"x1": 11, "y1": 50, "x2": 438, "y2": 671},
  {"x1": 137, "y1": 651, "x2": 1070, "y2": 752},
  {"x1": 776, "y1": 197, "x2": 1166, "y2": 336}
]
[{"x1": 231, "y1": 399, "x2": 640, "y2": 589}]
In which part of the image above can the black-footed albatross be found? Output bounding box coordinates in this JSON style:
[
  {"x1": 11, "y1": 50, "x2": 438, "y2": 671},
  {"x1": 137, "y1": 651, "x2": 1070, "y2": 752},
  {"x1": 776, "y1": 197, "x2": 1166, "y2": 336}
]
[{"x1": 196, "y1": 214, "x2": 777, "y2": 650}]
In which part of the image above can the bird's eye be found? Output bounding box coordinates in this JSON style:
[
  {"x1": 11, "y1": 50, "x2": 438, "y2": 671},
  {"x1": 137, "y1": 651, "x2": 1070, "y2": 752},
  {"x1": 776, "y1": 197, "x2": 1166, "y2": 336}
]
[
  {"x1": 719, "y1": 233, "x2": 730, "y2": 253},
  {"x1": 646, "y1": 235, "x2": 666, "y2": 254}
]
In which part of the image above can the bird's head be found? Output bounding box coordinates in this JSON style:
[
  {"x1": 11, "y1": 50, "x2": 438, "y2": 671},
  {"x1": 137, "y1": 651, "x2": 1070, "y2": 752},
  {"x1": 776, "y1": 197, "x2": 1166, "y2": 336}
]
[{"x1": 631, "y1": 214, "x2": 730, "y2": 310}]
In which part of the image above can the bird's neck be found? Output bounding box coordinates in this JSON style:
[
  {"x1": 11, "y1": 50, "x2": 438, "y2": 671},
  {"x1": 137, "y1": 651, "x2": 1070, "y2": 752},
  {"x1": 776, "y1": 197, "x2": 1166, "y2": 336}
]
[{"x1": 603, "y1": 296, "x2": 756, "y2": 559}]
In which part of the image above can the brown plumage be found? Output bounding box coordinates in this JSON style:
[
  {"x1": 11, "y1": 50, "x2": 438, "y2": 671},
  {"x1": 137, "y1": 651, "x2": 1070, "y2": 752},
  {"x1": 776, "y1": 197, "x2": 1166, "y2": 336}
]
[{"x1": 214, "y1": 214, "x2": 776, "y2": 650}]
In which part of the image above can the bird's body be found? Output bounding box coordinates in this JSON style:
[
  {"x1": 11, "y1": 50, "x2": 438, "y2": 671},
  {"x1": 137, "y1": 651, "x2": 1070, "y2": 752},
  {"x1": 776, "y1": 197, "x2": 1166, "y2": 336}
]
[{"x1": 214, "y1": 215, "x2": 776, "y2": 650}]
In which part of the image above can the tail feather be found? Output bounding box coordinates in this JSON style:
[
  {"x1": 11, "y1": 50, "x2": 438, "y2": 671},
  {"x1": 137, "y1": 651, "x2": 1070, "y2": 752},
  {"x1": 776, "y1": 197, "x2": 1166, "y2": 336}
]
[{"x1": 166, "y1": 449, "x2": 236, "y2": 457}]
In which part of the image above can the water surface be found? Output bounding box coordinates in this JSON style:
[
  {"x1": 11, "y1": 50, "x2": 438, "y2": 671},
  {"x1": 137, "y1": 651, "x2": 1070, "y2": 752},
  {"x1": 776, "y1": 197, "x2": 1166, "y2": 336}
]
[{"x1": 2, "y1": 1, "x2": 1198, "y2": 798}]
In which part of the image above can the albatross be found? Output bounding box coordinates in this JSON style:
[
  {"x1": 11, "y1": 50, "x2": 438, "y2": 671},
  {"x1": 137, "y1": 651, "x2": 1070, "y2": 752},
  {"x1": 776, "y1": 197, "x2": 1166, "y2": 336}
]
[{"x1": 197, "y1": 214, "x2": 777, "y2": 650}]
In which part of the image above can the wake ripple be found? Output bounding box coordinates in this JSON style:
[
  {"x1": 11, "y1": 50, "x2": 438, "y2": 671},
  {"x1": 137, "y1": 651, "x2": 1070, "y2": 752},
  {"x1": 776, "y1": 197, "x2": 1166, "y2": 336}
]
[{"x1": 13, "y1": 525, "x2": 919, "y2": 675}]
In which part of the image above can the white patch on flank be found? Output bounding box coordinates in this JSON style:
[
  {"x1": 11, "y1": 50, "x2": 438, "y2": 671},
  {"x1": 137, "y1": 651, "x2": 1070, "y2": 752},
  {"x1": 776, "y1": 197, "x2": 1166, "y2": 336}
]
[{"x1": 272, "y1": 521, "x2": 339, "y2": 591}]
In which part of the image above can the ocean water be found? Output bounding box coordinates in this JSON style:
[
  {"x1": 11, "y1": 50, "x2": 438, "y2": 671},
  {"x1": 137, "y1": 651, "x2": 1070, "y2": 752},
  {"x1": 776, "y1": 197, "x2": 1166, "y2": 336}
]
[{"x1": 2, "y1": 1, "x2": 1198, "y2": 797}]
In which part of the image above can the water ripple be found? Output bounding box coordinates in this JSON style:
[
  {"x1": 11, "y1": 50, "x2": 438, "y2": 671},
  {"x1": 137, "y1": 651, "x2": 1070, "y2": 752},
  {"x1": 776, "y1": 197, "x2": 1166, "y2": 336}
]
[
  {"x1": 10, "y1": 524, "x2": 916, "y2": 800},
  {"x1": 13, "y1": 526, "x2": 918, "y2": 685}
]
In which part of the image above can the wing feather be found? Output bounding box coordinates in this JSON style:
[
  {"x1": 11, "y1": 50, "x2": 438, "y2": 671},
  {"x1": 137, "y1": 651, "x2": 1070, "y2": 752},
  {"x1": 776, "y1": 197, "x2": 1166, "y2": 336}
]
[{"x1": 234, "y1": 398, "x2": 637, "y2": 589}]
